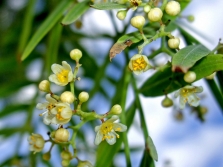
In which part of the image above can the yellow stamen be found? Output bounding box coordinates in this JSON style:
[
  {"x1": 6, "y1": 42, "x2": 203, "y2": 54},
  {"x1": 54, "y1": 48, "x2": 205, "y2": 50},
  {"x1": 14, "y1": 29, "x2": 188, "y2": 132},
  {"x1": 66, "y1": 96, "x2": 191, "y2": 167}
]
[
  {"x1": 57, "y1": 70, "x2": 69, "y2": 83},
  {"x1": 56, "y1": 107, "x2": 65, "y2": 120},
  {"x1": 132, "y1": 57, "x2": 147, "y2": 71}
]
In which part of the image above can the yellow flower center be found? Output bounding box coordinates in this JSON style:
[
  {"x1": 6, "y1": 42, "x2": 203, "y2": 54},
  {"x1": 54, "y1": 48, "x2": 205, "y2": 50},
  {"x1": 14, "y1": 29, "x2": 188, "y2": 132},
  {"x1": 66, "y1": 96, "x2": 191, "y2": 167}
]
[
  {"x1": 132, "y1": 57, "x2": 147, "y2": 71},
  {"x1": 57, "y1": 70, "x2": 69, "y2": 83},
  {"x1": 100, "y1": 122, "x2": 120, "y2": 140},
  {"x1": 47, "y1": 104, "x2": 55, "y2": 111},
  {"x1": 56, "y1": 107, "x2": 65, "y2": 120}
]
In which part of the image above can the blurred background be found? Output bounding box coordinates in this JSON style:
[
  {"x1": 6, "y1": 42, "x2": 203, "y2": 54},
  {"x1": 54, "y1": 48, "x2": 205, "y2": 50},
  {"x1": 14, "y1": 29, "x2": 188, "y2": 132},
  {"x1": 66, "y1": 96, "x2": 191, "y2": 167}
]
[{"x1": 0, "y1": 0, "x2": 223, "y2": 167}]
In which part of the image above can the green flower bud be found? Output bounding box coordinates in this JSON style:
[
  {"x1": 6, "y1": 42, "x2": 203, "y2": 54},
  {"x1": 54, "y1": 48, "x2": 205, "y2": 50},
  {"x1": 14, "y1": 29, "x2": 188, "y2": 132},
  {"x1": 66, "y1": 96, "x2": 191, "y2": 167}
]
[
  {"x1": 43, "y1": 152, "x2": 51, "y2": 161},
  {"x1": 116, "y1": 10, "x2": 127, "y2": 20},
  {"x1": 130, "y1": 15, "x2": 145, "y2": 30},
  {"x1": 70, "y1": 49, "x2": 82, "y2": 62},
  {"x1": 168, "y1": 37, "x2": 180, "y2": 49},
  {"x1": 78, "y1": 91, "x2": 89, "y2": 103},
  {"x1": 109, "y1": 104, "x2": 122, "y2": 115},
  {"x1": 55, "y1": 128, "x2": 70, "y2": 143},
  {"x1": 148, "y1": 8, "x2": 163, "y2": 22},
  {"x1": 60, "y1": 91, "x2": 75, "y2": 104},
  {"x1": 161, "y1": 96, "x2": 173, "y2": 108},
  {"x1": 61, "y1": 150, "x2": 73, "y2": 160},
  {"x1": 165, "y1": 1, "x2": 181, "y2": 16},
  {"x1": 187, "y1": 15, "x2": 195, "y2": 22},
  {"x1": 39, "y1": 80, "x2": 51, "y2": 93},
  {"x1": 184, "y1": 71, "x2": 196, "y2": 83},
  {"x1": 144, "y1": 5, "x2": 151, "y2": 13}
]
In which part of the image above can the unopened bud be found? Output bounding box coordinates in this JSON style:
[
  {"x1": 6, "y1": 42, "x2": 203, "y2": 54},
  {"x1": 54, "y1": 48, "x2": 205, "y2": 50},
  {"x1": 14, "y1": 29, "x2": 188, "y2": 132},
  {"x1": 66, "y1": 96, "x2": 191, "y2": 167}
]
[
  {"x1": 61, "y1": 160, "x2": 70, "y2": 167},
  {"x1": 43, "y1": 152, "x2": 51, "y2": 161},
  {"x1": 148, "y1": 8, "x2": 163, "y2": 22},
  {"x1": 78, "y1": 91, "x2": 89, "y2": 103},
  {"x1": 60, "y1": 91, "x2": 75, "y2": 104},
  {"x1": 184, "y1": 71, "x2": 196, "y2": 83},
  {"x1": 161, "y1": 96, "x2": 173, "y2": 108},
  {"x1": 205, "y1": 72, "x2": 216, "y2": 80},
  {"x1": 70, "y1": 49, "x2": 82, "y2": 62},
  {"x1": 109, "y1": 104, "x2": 122, "y2": 115},
  {"x1": 168, "y1": 37, "x2": 180, "y2": 49},
  {"x1": 165, "y1": 1, "x2": 181, "y2": 16},
  {"x1": 116, "y1": 10, "x2": 127, "y2": 20},
  {"x1": 187, "y1": 15, "x2": 195, "y2": 22},
  {"x1": 144, "y1": 5, "x2": 151, "y2": 13},
  {"x1": 61, "y1": 150, "x2": 72, "y2": 160},
  {"x1": 39, "y1": 80, "x2": 51, "y2": 93},
  {"x1": 55, "y1": 128, "x2": 70, "y2": 142},
  {"x1": 77, "y1": 160, "x2": 93, "y2": 167},
  {"x1": 131, "y1": 15, "x2": 145, "y2": 30}
]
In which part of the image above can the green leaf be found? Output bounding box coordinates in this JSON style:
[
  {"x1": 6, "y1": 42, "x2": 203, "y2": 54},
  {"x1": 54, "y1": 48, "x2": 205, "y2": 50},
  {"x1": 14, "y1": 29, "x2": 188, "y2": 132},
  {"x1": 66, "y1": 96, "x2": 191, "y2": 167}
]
[
  {"x1": 90, "y1": 2, "x2": 127, "y2": 10},
  {"x1": 172, "y1": 44, "x2": 210, "y2": 73},
  {"x1": 146, "y1": 136, "x2": 158, "y2": 161},
  {"x1": 0, "y1": 104, "x2": 29, "y2": 118},
  {"x1": 139, "y1": 149, "x2": 155, "y2": 167},
  {"x1": 21, "y1": 0, "x2": 72, "y2": 61},
  {"x1": 61, "y1": 1, "x2": 89, "y2": 25},
  {"x1": 140, "y1": 54, "x2": 223, "y2": 97}
]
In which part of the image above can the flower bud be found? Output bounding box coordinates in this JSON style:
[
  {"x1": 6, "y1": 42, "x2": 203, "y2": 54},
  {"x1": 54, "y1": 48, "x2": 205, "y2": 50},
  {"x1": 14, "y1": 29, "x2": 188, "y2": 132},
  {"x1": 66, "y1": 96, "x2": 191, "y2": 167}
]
[
  {"x1": 144, "y1": 5, "x2": 151, "y2": 13},
  {"x1": 165, "y1": 1, "x2": 181, "y2": 16},
  {"x1": 78, "y1": 91, "x2": 89, "y2": 103},
  {"x1": 43, "y1": 152, "x2": 51, "y2": 161},
  {"x1": 130, "y1": 15, "x2": 145, "y2": 30},
  {"x1": 55, "y1": 128, "x2": 70, "y2": 142},
  {"x1": 39, "y1": 80, "x2": 51, "y2": 93},
  {"x1": 77, "y1": 160, "x2": 93, "y2": 167},
  {"x1": 187, "y1": 15, "x2": 195, "y2": 22},
  {"x1": 168, "y1": 37, "x2": 180, "y2": 49},
  {"x1": 116, "y1": 10, "x2": 127, "y2": 20},
  {"x1": 61, "y1": 150, "x2": 72, "y2": 160},
  {"x1": 148, "y1": 8, "x2": 163, "y2": 22},
  {"x1": 60, "y1": 91, "x2": 75, "y2": 104},
  {"x1": 184, "y1": 71, "x2": 196, "y2": 83},
  {"x1": 109, "y1": 104, "x2": 122, "y2": 115},
  {"x1": 70, "y1": 49, "x2": 82, "y2": 62},
  {"x1": 61, "y1": 160, "x2": 70, "y2": 167},
  {"x1": 161, "y1": 96, "x2": 173, "y2": 108},
  {"x1": 205, "y1": 72, "x2": 216, "y2": 80}
]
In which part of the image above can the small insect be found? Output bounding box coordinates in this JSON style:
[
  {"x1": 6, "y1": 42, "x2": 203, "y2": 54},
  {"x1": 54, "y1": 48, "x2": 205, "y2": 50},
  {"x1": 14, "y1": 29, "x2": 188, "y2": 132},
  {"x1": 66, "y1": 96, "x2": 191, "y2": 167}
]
[{"x1": 109, "y1": 39, "x2": 133, "y2": 61}]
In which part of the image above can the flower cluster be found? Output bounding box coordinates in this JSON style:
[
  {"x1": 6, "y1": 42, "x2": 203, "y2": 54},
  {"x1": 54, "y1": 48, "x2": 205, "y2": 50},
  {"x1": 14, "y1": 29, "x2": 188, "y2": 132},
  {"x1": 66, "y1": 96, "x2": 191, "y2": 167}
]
[{"x1": 27, "y1": 49, "x2": 127, "y2": 166}]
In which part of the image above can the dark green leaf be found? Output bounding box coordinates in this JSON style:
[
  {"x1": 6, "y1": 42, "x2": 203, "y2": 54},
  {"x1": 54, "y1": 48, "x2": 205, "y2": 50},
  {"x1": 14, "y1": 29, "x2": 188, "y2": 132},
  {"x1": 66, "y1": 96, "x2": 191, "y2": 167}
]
[
  {"x1": 0, "y1": 104, "x2": 29, "y2": 118},
  {"x1": 139, "y1": 149, "x2": 155, "y2": 167},
  {"x1": 90, "y1": 2, "x2": 127, "y2": 10},
  {"x1": 21, "y1": 0, "x2": 72, "y2": 61},
  {"x1": 172, "y1": 44, "x2": 210, "y2": 73},
  {"x1": 61, "y1": 1, "x2": 89, "y2": 25}
]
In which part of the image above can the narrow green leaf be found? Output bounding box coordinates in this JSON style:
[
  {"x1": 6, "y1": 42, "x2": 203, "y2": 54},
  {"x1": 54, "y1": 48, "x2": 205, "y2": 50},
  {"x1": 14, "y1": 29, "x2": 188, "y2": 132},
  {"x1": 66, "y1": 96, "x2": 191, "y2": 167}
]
[
  {"x1": 90, "y1": 2, "x2": 127, "y2": 10},
  {"x1": 21, "y1": 0, "x2": 72, "y2": 61},
  {"x1": 61, "y1": 1, "x2": 89, "y2": 25},
  {"x1": 172, "y1": 44, "x2": 210, "y2": 72},
  {"x1": 139, "y1": 149, "x2": 155, "y2": 167},
  {"x1": 0, "y1": 104, "x2": 29, "y2": 118},
  {"x1": 140, "y1": 54, "x2": 223, "y2": 97},
  {"x1": 146, "y1": 136, "x2": 158, "y2": 161}
]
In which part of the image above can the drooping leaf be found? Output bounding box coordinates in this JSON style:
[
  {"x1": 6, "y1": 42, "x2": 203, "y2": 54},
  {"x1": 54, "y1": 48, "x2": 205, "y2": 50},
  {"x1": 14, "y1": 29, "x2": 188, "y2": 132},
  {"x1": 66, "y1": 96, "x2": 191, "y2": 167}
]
[
  {"x1": 140, "y1": 54, "x2": 223, "y2": 97},
  {"x1": 109, "y1": 27, "x2": 155, "y2": 61},
  {"x1": 172, "y1": 44, "x2": 210, "y2": 73},
  {"x1": 90, "y1": 2, "x2": 127, "y2": 10},
  {"x1": 21, "y1": 0, "x2": 72, "y2": 61},
  {"x1": 146, "y1": 136, "x2": 158, "y2": 161},
  {"x1": 61, "y1": 1, "x2": 89, "y2": 25}
]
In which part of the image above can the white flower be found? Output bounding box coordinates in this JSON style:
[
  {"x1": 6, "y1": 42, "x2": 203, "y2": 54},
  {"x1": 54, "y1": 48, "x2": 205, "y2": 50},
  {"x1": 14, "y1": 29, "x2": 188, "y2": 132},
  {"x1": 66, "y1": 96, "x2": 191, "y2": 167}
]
[
  {"x1": 49, "y1": 61, "x2": 73, "y2": 86},
  {"x1": 36, "y1": 94, "x2": 58, "y2": 125},
  {"x1": 28, "y1": 133, "x2": 45, "y2": 154},
  {"x1": 174, "y1": 85, "x2": 203, "y2": 109},
  {"x1": 128, "y1": 54, "x2": 152, "y2": 75},
  {"x1": 94, "y1": 115, "x2": 127, "y2": 145}
]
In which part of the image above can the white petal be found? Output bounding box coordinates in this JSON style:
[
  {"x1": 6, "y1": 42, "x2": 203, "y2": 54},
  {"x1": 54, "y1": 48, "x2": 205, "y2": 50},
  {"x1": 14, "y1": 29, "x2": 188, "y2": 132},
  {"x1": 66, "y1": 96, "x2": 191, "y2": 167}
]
[
  {"x1": 36, "y1": 103, "x2": 48, "y2": 110},
  {"x1": 188, "y1": 94, "x2": 200, "y2": 107},
  {"x1": 94, "y1": 131, "x2": 103, "y2": 145},
  {"x1": 62, "y1": 61, "x2": 72, "y2": 71},
  {"x1": 113, "y1": 123, "x2": 127, "y2": 132},
  {"x1": 107, "y1": 115, "x2": 119, "y2": 123},
  {"x1": 68, "y1": 71, "x2": 74, "y2": 82},
  {"x1": 179, "y1": 96, "x2": 186, "y2": 109},
  {"x1": 51, "y1": 64, "x2": 63, "y2": 74},
  {"x1": 195, "y1": 86, "x2": 203, "y2": 93},
  {"x1": 43, "y1": 114, "x2": 54, "y2": 125},
  {"x1": 61, "y1": 109, "x2": 72, "y2": 119},
  {"x1": 128, "y1": 60, "x2": 133, "y2": 71},
  {"x1": 46, "y1": 94, "x2": 57, "y2": 103},
  {"x1": 95, "y1": 125, "x2": 101, "y2": 132},
  {"x1": 106, "y1": 132, "x2": 116, "y2": 145},
  {"x1": 174, "y1": 90, "x2": 180, "y2": 98},
  {"x1": 133, "y1": 70, "x2": 143, "y2": 75}
]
